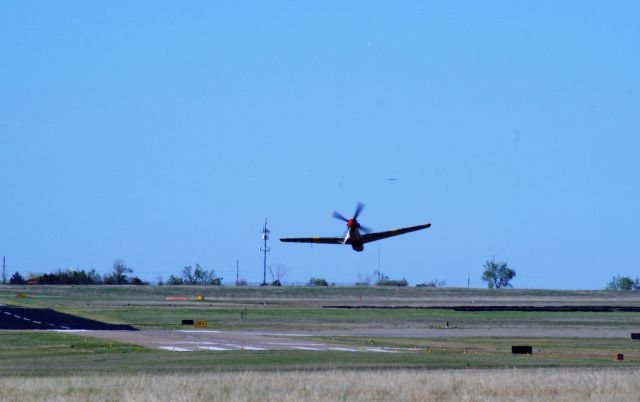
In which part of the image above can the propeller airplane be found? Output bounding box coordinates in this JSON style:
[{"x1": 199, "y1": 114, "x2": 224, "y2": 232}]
[{"x1": 280, "y1": 203, "x2": 431, "y2": 252}]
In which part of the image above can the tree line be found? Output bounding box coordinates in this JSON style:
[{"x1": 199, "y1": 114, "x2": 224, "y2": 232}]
[
  {"x1": 8, "y1": 259, "x2": 146, "y2": 285},
  {"x1": 6, "y1": 259, "x2": 226, "y2": 287},
  {"x1": 6, "y1": 256, "x2": 634, "y2": 290}
]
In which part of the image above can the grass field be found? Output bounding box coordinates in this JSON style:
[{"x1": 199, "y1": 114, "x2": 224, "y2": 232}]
[
  {"x1": 2, "y1": 368, "x2": 640, "y2": 401},
  {"x1": 3, "y1": 285, "x2": 640, "y2": 331},
  {"x1": 4, "y1": 331, "x2": 638, "y2": 377},
  {"x1": 2, "y1": 284, "x2": 640, "y2": 401}
]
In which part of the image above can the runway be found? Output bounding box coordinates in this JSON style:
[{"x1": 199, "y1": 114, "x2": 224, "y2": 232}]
[
  {"x1": 3, "y1": 303, "x2": 637, "y2": 353},
  {"x1": 0, "y1": 304, "x2": 388, "y2": 352},
  {"x1": 87, "y1": 329, "x2": 390, "y2": 353},
  {"x1": 0, "y1": 305, "x2": 136, "y2": 331}
]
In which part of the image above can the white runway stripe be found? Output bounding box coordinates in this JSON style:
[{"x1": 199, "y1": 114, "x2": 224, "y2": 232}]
[
  {"x1": 241, "y1": 346, "x2": 267, "y2": 351},
  {"x1": 198, "y1": 346, "x2": 231, "y2": 351},
  {"x1": 158, "y1": 346, "x2": 193, "y2": 352},
  {"x1": 291, "y1": 346, "x2": 322, "y2": 351},
  {"x1": 366, "y1": 347, "x2": 396, "y2": 353}
]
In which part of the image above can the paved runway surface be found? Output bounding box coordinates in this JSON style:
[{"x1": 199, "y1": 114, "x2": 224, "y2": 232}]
[
  {"x1": 0, "y1": 305, "x2": 137, "y2": 331},
  {"x1": 87, "y1": 329, "x2": 393, "y2": 353},
  {"x1": 0, "y1": 304, "x2": 382, "y2": 352},
  {"x1": 4, "y1": 304, "x2": 636, "y2": 353}
]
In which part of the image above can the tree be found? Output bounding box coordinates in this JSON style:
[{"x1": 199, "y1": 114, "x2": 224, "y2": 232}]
[
  {"x1": 129, "y1": 277, "x2": 148, "y2": 285},
  {"x1": 481, "y1": 259, "x2": 516, "y2": 289},
  {"x1": 606, "y1": 275, "x2": 639, "y2": 291},
  {"x1": 355, "y1": 272, "x2": 373, "y2": 287},
  {"x1": 416, "y1": 278, "x2": 446, "y2": 288},
  {"x1": 181, "y1": 264, "x2": 221, "y2": 285},
  {"x1": 166, "y1": 275, "x2": 184, "y2": 285},
  {"x1": 109, "y1": 259, "x2": 132, "y2": 285},
  {"x1": 307, "y1": 277, "x2": 329, "y2": 286},
  {"x1": 375, "y1": 277, "x2": 408, "y2": 287},
  {"x1": 268, "y1": 264, "x2": 289, "y2": 286},
  {"x1": 9, "y1": 271, "x2": 26, "y2": 285}
]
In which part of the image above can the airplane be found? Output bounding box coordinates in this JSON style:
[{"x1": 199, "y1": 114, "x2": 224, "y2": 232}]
[{"x1": 279, "y1": 203, "x2": 431, "y2": 252}]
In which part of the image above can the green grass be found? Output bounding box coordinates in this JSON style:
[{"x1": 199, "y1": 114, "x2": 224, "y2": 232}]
[
  {"x1": 2, "y1": 331, "x2": 638, "y2": 376},
  {"x1": 41, "y1": 305, "x2": 640, "y2": 331},
  {"x1": 2, "y1": 284, "x2": 636, "y2": 305},
  {"x1": 312, "y1": 335, "x2": 640, "y2": 358},
  {"x1": 4, "y1": 285, "x2": 640, "y2": 331},
  {"x1": 0, "y1": 331, "x2": 144, "y2": 358},
  {"x1": 3, "y1": 285, "x2": 640, "y2": 375}
]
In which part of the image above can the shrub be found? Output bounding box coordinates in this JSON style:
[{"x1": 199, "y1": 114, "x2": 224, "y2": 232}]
[
  {"x1": 307, "y1": 277, "x2": 329, "y2": 286},
  {"x1": 375, "y1": 278, "x2": 408, "y2": 287}
]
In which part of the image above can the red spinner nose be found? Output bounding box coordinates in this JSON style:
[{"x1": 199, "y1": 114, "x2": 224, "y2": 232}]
[{"x1": 347, "y1": 219, "x2": 354, "y2": 228}]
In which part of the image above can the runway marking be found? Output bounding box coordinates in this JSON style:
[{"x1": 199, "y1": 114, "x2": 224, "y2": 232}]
[
  {"x1": 240, "y1": 331, "x2": 307, "y2": 337},
  {"x1": 328, "y1": 347, "x2": 358, "y2": 352},
  {"x1": 198, "y1": 346, "x2": 231, "y2": 351},
  {"x1": 291, "y1": 346, "x2": 322, "y2": 351},
  {"x1": 159, "y1": 346, "x2": 193, "y2": 352},
  {"x1": 365, "y1": 347, "x2": 396, "y2": 353},
  {"x1": 32, "y1": 321, "x2": 42, "y2": 324},
  {"x1": 241, "y1": 346, "x2": 267, "y2": 351},
  {"x1": 51, "y1": 329, "x2": 90, "y2": 333},
  {"x1": 3, "y1": 312, "x2": 12, "y2": 315},
  {"x1": 266, "y1": 342, "x2": 325, "y2": 346}
]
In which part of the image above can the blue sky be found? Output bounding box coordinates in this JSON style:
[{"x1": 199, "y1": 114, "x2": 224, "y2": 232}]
[{"x1": 1, "y1": 2, "x2": 638, "y2": 289}]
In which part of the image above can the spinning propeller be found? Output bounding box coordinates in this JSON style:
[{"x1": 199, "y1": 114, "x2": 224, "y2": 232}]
[{"x1": 332, "y1": 202, "x2": 372, "y2": 234}]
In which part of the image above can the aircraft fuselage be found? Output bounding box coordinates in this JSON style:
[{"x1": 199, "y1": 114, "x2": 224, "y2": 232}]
[{"x1": 344, "y1": 220, "x2": 365, "y2": 251}]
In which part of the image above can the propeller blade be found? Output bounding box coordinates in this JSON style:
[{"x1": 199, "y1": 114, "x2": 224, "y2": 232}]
[
  {"x1": 359, "y1": 224, "x2": 372, "y2": 234},
  {"x1": 353, "y1": 202, "x2": 365, "y2": 219},
  {"x1": 332, "y1": 211, "x2": 348, "y2": 222}
]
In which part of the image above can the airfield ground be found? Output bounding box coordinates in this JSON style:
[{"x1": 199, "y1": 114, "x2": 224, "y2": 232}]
[{"x1": 1, "y1": 285, "x2": 640, "y2": 400}]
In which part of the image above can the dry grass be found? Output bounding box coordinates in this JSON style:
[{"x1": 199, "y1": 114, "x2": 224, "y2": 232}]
[{"x1": 1, "y1": 368, "x2": 639, "y2": 402}]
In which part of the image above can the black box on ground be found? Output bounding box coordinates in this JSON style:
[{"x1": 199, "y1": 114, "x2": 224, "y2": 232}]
[{"x1": 512, "y1": 345, "x2": 533, "y2": 354}]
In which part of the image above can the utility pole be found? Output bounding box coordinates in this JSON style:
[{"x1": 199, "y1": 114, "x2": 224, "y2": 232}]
[
  {"x1": 467, "y1": 272, "x2": 470, "y2": 289},
  {"x1": 236, "y1": 260, "x2": 239, "y2": 287},
  {"x1": 260, "y1": 218, "x2": 270, "y2": 286},
  {"x1": 2, "y1": 256, "x2": 5, "y2": 284}
]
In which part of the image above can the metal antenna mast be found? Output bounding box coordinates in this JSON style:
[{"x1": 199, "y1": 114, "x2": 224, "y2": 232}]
[
  {"x1": 2, "y1": 256, "x2": 5, "y2": 284},
  {"x1": 260, "y1": 218, "x2": 270, "y2": 285}
]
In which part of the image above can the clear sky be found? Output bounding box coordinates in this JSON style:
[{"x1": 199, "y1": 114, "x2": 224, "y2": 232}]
[{"x1": 1, "y1": 1, "x2": 639, "y2": 289}]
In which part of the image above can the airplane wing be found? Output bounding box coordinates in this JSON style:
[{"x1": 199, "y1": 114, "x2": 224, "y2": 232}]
[
  {"x1": 360, "y1": 223, "x2": 431, "y2": 244},
  {"x1": 280, "y1": 236, "x2": 345, "y2": 244}
]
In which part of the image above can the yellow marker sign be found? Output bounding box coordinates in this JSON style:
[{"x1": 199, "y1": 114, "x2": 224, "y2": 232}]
[
  {"x1": 16, "y1": 293, "x2": 26, "y2": 298},
  {"x1": 195, "y1": 320, "x2": 208, "y2": 328},
  {"x1": 197, "y1": 295, "x2": 204, "y2": 301}
]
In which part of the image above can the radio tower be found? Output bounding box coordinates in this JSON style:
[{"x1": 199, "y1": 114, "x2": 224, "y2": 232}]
[{"x1": 260, "y1": 218, "x2": 270, "y2": 286}]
